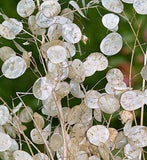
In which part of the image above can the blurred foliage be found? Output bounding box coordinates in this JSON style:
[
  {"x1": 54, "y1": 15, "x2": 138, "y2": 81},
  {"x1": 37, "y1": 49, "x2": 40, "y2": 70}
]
[{"x1": 0, "y1": 0, "x2": 147, "y2": 157}]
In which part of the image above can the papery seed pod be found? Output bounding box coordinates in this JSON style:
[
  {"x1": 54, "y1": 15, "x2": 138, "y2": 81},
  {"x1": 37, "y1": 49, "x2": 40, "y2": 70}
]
[
  {"x1": 87, "y1": 125, "x2": 109, "y2": 146},
  {"x1": 98, "y1": 143, "x2": 110, "y2": 160},
  {"x1": 120, "y1": 90, "x2": 145, "y2": 111},
  {"x1": 55, "y1": 82, "x2": 70, "y2": 99},
  {"x1": 81, "y1": 107, "x2": 92, "y2": 124},
  {"x1": 123, "y1": 120, "x2": 132, "y2": 136},
  {"x1": 33, "y1": 153, "x2": 50, "y2": 160},
  {"x1": 109, "y1": 128, "x2": 118, "y2": 143},
  {"x1": 7, "y1": 139, "x2": 19, "y2": 152},
  {"x1": 115, "y1": 131, "x2": 127, "y2": 149},
  {"x1": 28, "y1": 16, "x2": 46, "y2": 35},
  {"x1": 100, "y1": 32, "x2": 123, "y2": 56},
  {"x1": 124, "y1": 143, "x2": 142, "y2": 160},
  {"x1": 30, "y1": 128, "x2": 48, "y2": 144},
  {"x1": 106, "y1": 68, "x2": 124, "y2": 85},
  {"x1": 2, "y1": 56, "x2": 27, "y2": 79},
  {"x1": 35, "y1": 11, "x2": 55, "y2": 28},
  {"x1": 72, "y1": 59, "x2": 85, "y2": 77},
  {"x1": 41, "y1": 1, "x2": 61, "y2": 18},
  {"x1": 42, "y1": 96, "x2": 58, "y2": 117},
  {"x1": 70, "y1": 80, "x2": 85, "y2": 98},
  {"x1": 4, "y1": 123, "x2": 17, "y2": 138},
  {"x1": 47, "y1": 45, "x2": 67, "y2": 64},
  {"x1": 119, "y1": 110, "x2": 133, "y2": 124},
  {"x1": 0, "y1": 105, "x2": 9, "y2": 125},
  {"x1": 0, "y1": 46, "x2": 16, "y2": 61},
  {"x1": 19, "y1": 107, "x2": 33, "y2": 123},
  {"x1": 84, "y1": 90, "x2": 101, "y2": 109},
  {"x1": 62, "y1": 23, "x2": 82, "y2": 44},
  {"x1": 101, "y1": 0, "x2": 124, "y2": 13},
  {"x1": 127, "y1": 125, "x2": 147, "y2": 148},
  {"x1": 63, "y1": 42, "x2": 76, "y2": 58},
  {"x1": 33, "y1": 77, "x2": 52, "y2": 100},
  {"x1": 17, "y1": 0, "x2": 35, "y2": 18},
  {"x1": 89, "y1": 155, "x2": 100, "y2": 160},
  {"x1": 61, "y1": 8, "x2": 74, "y2": 21},
  {"x1": 13, "y1": 150, "x2": 33, "y2": 160},
  {"x1": 102, "y1": 13, "x2": 120, "y2": 30},
  {"x1": 0, "y1": 132, "x2": 12, "y2": 152},
  {"x1": 33, "y1": 112, "x2": 45, "y2": 130},
  {"x1": 94, "y1": 108, "x2": 102, "y2": 122},
  {"x1": 49, "y1": 133, "x2": 63, "y2": 151},
  {"x1": 133, "y1": 0, "x2": 147, "y2": 15},
  {"x1": 0, "y1": 24, "x2": 15, "y2": 40},
  {"x1": 98, "y1": 94, "x2": 120, "y2": 114}
]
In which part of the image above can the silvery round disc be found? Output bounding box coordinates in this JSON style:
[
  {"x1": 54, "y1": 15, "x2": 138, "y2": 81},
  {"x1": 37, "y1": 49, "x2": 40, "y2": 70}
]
[
  {"x1": 13, "y1": 150, "x2": 33, "y2": 160},
  {"x1": 0, "y1": 133, "x2": 12, "y2": 152},
  {"x1": 17, "y1": 0, "x2": 35, "y2": 18},
  {"x1": 0, "y1": 105, "x2": 9, "y2": 125},
  {"x1": 122, "y1": 0, "x2": 134, "y2": 4},
  {"x1": 100, "y1": 32, "x2": 123, "y2": 56},
  {"x1": 2, "y1": 56, "x2": 27, "y2": 79},
  {"x1": 133, "y1": 0, "x2": 147, "y2": 15}
]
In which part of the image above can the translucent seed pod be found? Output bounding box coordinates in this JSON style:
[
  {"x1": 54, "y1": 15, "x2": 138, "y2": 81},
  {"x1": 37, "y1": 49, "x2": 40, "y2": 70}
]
[
  {"x1": 36, "y1": 11, "x2": 55, "y2": 28},
  {"x1": 94, "y1": 108, "x2": 102, "y2": 122},
  {"x1": 28, "y1": 16, "x2": 46, "y2": 35},
  {"x1": 62, "y1": 23, "x2": 82, "y2": 44},
  {"x1": 2, "y1": 56, "x2": 27, "y2": 79},
  {"x1": 120, "y1": 90, "x2": 145, "y2": 111},
  {"x1": 47, "y1": 23, "x2": 62, "y2": 41},
  {"x1": 89, "y1": 155, "x2": 101, "y2": 160},
  {"x1": 127, "y1": 126, "x2": 147, "y2": 148},
  {"x1": 98, "y1": 143, "x2": 109, "y2": 160},
  {"x1": 0, "y1": 105, "x2": 9, "y2": 125},
  {"x1": 122, "y1": 0, "x2": 134, "y2": 3},
  {"x1": 33, "y1": 112, "x2": 45, "y2": 130},
  {"x1": 61, "y1": 8, "x2": 74, "y2": 21},
  {"x1": 87, "y1": 125, "x2": 110, "y2": 146},
  {"x1": 133, "y1": 0, "x2": 147, "y2": 15},
  {"x1": 13, "y1": 150, "x2": 33, "y2": 160},
  {"x1": 42, "y1": 96, "x2": 58, "y2": 117},
  {"x1": 72, "y1": 59, "x2": 85, "y2": 77},
  {"x1": 49, "y1": 133, "x2": 63, "y2": 151},
  {"x1": 2, "y1": 18, "x2": 23, "y2": 36},
  {"x1": 109, "y1": 128, "x2": 118, "y2": 143},
  {"x1": 47, "y1": 45, "x2": 67, "y2": 64},
  {"x1": 98, "y1": 94, "x2": 120, "y2": 114},
  {"x1": 106, "y1": 68, "x2": 124, "y2": 85},
  {"x1": 119, "y1": 110, "x2": 133, "y2": 124},
  {"x1": 81, "y1": 108, "x2": 92, "y2": 124},
  {"x1": 0, "y1": 132, "x2": 12, "y2": 152},
  {"x1": 41, "y1": 1, "x2": 61, "y2": 18},
  {"x1": 101, "y1": 0, "x2": 124, "y2": 13},
  {"x1": 17, "y1": 0, "x2": 35, "y2": 18},
  {"x1": 0, "y1": 46, "x2": 16, "y2": 61},
  {"x1": 55, "y1": 82, "x2": 70, "y2": 99},
  {"x1": 0, "y1": 24, "x2": 15, "y2": 40},
  {"x1": 87, "y1": 52, "x2": 108, "y2": 71},
  {"x1": 30, "y1": 128, "x2": 48, "y2": 144},
  {"x1": 123, "y1": 120, "x2": 132, "y2": 136},
  {"x1": 115, "y1": 131, "x2": 127, "y2": 149},
  {"x1": 47, "y1": 61, "x2": 69, "y2": 81},
  {"x1": 33, "y1": 77, "x2": 52, "y2": 100},
  {"x1": 102, "y1": 13, "x2": 120, "y2": 30},
  {"x1": 33, "y1": 153, "x2": 50, "y2": 160},
  {"x1": 19, "y1": 107, "x2": 33, "y2": 123},
  {"x1": 76, "y1": 151, "x2": 88, "y2": 160},
  {"x1": 7, "y1": 139, "x2": 19, "y2": 152},
  {"x1": 63, "y1": 42, "x2": 76, "y2": 58},
  {"x1": 84, "y1": 90, "x2": 101, "y2": 109},
  {"x1": 100, "y1": 32, "x2": 123, "y2": 56},
  {"x1": 70, "y1": 80, "x2": 85, "y2": 99},
  {"x1": 124, "y1": 144, "x2": 142, "y2": 160}
]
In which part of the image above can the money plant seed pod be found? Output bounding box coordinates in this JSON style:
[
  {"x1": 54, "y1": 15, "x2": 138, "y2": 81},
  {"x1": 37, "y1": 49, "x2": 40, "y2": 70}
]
[
  {"x1": 2, "y1": 56, "x2": 27, "y2": 79},
  {"x1": 13, "y1": 150, "x2": 33, "y2": 160},
  {"x1": 100, "y1": 32, "x2": 123, "y2": 56},
  {"x1": 0, "y1": 132, "x2": 12, "y2": 152},
  {"x1": 87, "y1": 125, "x2": 110, "y2": 146},
  {"x1": 122, "y1": 0, "x2": 134, "y2": 3},
  {"x1": 120, "y1": 90, "x2": 145, "y2": 111},
  {"x1": 140, "y1": 65, "x2": 147, "y2": 80},
  {"x1": 0, "y1": 105, "x2": 10, "y2": 125},
  {"x1": 47, "y1": 45, "x2": 67, "y2": 64},
  {"x1": 101, "y1": 0, "x2": 124, "y2": 13},
  {"x1": 33, "y1": 77, "x2": 52, "y2": 100},
  {"x1": 33, "y1": 153, "x2": 50, "y2": 160},
  {"x1": 17, "y1": 0, "x2": 35, "y2": 18},
  {"x1": 102, "y1": 13, "x2": 120, "y2": 30},
  {"x1": 19, "y1": 107, "x2": 33, "y2": 123},
  {"x1": 98, "y1": 94, "x2": 120, "y2": 114},
  {"x1": 41, "y1": 1, "x2": 61, "y2": 18},
  {"x1": 62, "y1": 23, "x2": 82, "y2": 44},
  {"x1": 133, "y1": 0, "x2": 147, "y2": 15}
]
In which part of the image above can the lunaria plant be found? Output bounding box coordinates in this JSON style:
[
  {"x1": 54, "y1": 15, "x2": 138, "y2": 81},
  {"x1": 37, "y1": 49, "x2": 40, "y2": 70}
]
[{"x1": 0, "y1": 0, "x2": 147, "y2": 160}]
